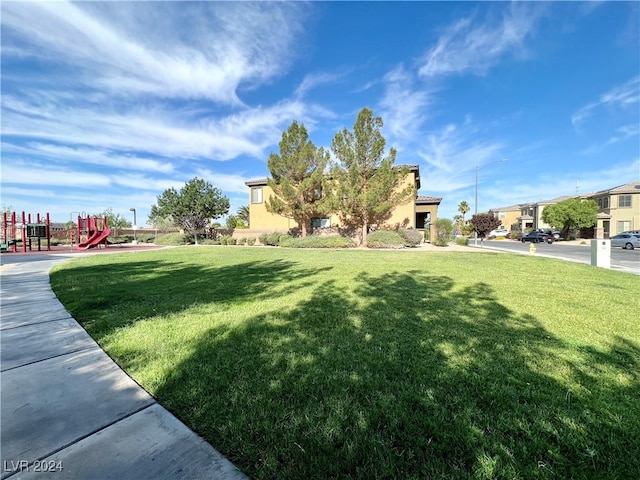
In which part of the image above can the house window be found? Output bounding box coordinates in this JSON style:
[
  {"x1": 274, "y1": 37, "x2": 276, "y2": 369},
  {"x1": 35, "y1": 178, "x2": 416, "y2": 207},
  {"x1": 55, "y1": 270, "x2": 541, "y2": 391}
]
[
  {"x1": 311, "y1": 217, "x2": 331, "y2": 228},
  {"x1": 619, "y1": 195, "x2": 632, "y2": 208},
  {"x1": 251, "y1": 187, "x2": 263, "y2": 204},
  {"x1": 617, "y1": 221, "x2": 630, "y2": 233}
]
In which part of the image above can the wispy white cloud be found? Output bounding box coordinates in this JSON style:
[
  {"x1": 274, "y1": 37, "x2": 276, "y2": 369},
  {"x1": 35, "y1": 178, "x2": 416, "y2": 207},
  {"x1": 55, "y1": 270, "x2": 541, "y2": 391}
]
[
  {"x1": 295, "y1": 72, "x2": 344, "y2": 99},
  {"x1": 2, "y1": 142, "x2": 175, "y2": 174},
  {"x1": 418, "y1": 123, "x2": 504, "y2": 178},
  {"x1": 605, "y1": 124, "x2": 640, "y2": 146},
  {"x1": 379, "y1": 65, "x2": 433, "y2": 141},
  {"x1": 571, "y1": 76, "x2": 640, "y2": 126},
  {"x1": 1, "y1": 1, "x2": 306, "y2": 104},
  {"x1": 2, "y1": 161, "x2": 111, "y2": 187},
  {"x1": 193, "y1": 168, "x2": 254, "y2": 196},
  {"x1": 418, "y1": 3, "x2": 542, "y2": 78},
  {"x1": 2, "y1": 94, "x2": 328, "y2": 161}
]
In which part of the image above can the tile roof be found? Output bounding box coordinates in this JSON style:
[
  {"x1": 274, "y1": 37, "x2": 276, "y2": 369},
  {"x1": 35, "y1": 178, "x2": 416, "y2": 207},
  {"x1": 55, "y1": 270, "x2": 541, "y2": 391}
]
[
  {"x1": 590, "y1": 181, "x2": 640, "y2": 196},
  {"x1": 490, "y1": 203, "x2": 525, "y2": 212},
  {"x1": 415, "y1": 195, "x2": 442, "y2": 204},
  {"x1": 244, "y1": 178, "x2": 269, "y2": 187}
]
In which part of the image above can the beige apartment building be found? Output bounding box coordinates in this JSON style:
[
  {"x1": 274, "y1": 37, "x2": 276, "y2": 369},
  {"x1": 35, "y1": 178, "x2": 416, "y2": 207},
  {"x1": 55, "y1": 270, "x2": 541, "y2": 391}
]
[
  {"x1": 244, "y1": 165, "x2": 442, "y2": 242},
  {"x1": 589, "y1": 181, "x2": 640, "y2": 237},
  {"x1": 493, "y1": 181, "x2": 639, "y2": 238}
]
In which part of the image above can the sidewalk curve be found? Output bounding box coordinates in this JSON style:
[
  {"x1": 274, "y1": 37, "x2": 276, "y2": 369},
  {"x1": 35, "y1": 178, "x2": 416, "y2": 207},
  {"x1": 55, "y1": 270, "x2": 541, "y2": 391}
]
[{"x1": 1, "y1": 253, "x2": 248, "y2": 480}]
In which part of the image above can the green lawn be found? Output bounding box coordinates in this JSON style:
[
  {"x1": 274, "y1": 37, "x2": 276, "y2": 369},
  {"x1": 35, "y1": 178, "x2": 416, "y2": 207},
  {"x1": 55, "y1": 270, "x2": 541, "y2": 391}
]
[{"x1": 50, "y1": 247, "x2": 639, "y2": 479}]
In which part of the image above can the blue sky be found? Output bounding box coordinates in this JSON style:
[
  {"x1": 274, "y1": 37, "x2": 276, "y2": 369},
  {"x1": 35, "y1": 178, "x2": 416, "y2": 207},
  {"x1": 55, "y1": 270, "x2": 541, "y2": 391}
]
[{"x1": 2, "y1": 1, "x2": 639, "y2": 226}]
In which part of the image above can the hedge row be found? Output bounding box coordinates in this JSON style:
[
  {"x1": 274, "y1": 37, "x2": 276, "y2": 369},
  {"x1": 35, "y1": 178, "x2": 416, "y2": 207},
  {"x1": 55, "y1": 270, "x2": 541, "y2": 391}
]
[
  {"x1": 280, "y1": 235, "x2": 353, "y2": 248},
  {"x1": 366, "y1": 228, "x2": 423, "y2": 248}
]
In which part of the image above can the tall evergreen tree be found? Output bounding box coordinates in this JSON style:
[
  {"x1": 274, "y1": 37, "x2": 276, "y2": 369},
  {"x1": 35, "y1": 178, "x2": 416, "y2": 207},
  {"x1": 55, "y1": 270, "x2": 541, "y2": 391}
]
[
  {"x1": 266, "y1": 121, "x2": 329, "y2": 237},
  {"x1": 330, "y1": 107, "x2": 415, "y2": 245}
]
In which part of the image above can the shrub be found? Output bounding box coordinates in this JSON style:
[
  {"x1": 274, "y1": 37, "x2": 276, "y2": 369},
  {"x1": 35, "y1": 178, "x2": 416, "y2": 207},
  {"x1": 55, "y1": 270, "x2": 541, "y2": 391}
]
[
  {"x1": 219, "y1": 235, "x2": 231, "y2": 245},
  {"x1": 433, "y1": 218, "x2": 454, "y2": 247},
  {"x1": 247, "y1": 237, "x2": 256, "y2": 246},
  {"x1": 366, "y1": 230, "x2": 406, "y2": 249},
  {"x1": 280, "y1": 235, "x2": 353, "y2": 248},
  {"x1": 237, "y1": 237, "x2": 247, "y2": 245},
  {"x1": 455, "y1": 236, "x2": 469, "y2": 246},
  {"x1": 200, "y1": 238, "x2": 220, "y2": 245},
  {"x1": 398, "y1": 227, "x2": 423, "y2": 247},
  {"x1": 260, "y1": 232, "x2": 293, "y2": 247},
  {"x1": 227, "y1": 237, "x2": 237, "y2": 245},
  {"x1": 154, "y1": 233, "x2": 189, "y2": 245}
]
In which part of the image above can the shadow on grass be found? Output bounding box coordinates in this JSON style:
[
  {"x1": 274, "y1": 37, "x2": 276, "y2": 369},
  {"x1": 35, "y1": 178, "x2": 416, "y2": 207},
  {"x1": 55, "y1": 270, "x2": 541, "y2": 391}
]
[
  {"x1": 150, "y1": 271, "x2": 639, "y2": 479},
  {"x1": 50, "y1": 258, "x2": 332, "y2": 339}
]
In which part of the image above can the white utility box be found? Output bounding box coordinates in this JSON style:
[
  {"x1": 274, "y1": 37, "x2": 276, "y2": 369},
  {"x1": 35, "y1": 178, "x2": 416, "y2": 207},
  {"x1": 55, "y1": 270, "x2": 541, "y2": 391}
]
[{"x1": 590, "y1": 239, "x2": 611, "y2": 269}]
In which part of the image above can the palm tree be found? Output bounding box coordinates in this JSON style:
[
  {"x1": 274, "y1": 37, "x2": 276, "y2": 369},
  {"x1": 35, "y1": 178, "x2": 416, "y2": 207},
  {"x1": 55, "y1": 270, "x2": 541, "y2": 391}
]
[
  {"x1": 458, "y1": 201, "x2": 470, "y2": 224},
  {"x1": 237, "y1": 205, "x2": 250, "y2": 227}
]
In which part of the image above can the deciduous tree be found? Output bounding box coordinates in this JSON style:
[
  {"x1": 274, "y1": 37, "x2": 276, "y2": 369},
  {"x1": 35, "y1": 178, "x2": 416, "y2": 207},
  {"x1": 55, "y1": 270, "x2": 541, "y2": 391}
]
[
  {"x1": 150, "y1": 177, "x2": 229, "y2": 245},
  {"x1": 330, "y1": 107, "x2": 415, "y2": 246},
  {"x1": 470, "y1": 213, "x2": 501, "y2": 240},
  {"x1": 541, "y1": 198, "x2": 598, "y2": 239},
  {"x1": 94, "y1": 207, "x2": 131, "y2": 238},
  {"x1": 266, "y1": 121, "x2": 329, "y2": 237}
]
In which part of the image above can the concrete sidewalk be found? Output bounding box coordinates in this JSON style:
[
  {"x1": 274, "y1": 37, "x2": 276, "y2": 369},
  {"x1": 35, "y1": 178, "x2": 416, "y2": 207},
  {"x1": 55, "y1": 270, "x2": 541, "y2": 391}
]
[{"x1": 1, "y1": 254, "x2": 248, "y2": 480}]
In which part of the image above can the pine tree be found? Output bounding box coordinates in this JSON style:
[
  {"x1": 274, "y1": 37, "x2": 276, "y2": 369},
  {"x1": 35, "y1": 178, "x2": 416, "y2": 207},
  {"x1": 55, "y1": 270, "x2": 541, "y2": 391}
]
[
  {"x1": 330, "y1": 107, "x2": 415, "y2": 245},
  {"x1": 265, "y1": 121, "x2": 329, "y2": 237}
]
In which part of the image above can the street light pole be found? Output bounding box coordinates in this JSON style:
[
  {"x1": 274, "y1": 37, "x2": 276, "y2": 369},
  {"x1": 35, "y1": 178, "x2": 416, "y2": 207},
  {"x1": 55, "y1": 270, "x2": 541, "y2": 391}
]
[
  {"x1": 130, "y1": 208, "x2": 137, "y2": 245},
  {"x1": 474, "y1": 159, "x2": 508, "y2": 246}
]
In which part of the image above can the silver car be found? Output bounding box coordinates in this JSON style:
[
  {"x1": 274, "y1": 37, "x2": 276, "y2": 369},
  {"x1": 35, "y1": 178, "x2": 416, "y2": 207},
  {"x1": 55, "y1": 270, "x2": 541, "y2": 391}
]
[{"x1": 610, "y1": 234, "x2": 640, "y2": 250}]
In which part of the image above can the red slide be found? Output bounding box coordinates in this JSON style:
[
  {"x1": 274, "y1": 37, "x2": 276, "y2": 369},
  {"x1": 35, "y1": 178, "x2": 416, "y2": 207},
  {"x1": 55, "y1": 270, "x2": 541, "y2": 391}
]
[{"x1": 77, "y1": 217, "x2": 111, "y2": 250}]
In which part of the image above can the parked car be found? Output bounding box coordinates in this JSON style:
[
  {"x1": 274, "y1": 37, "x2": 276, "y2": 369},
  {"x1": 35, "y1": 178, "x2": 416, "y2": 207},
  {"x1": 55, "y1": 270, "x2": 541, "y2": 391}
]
[
  {"x1": 610, "y1": 234, "x2": 640, "y2": 250},
  {"x1": 521, "y1": 231, "x2": 553, "y2": 244},
  {"x1": 620, "y1": 230, "x2": 640, "y2": 235},
  {"x1": 488, "y1": 228, "x2": 509, "y2": 238},
  {"x1": 535, "y1": 228, "x2": 561, "y2": 240}
]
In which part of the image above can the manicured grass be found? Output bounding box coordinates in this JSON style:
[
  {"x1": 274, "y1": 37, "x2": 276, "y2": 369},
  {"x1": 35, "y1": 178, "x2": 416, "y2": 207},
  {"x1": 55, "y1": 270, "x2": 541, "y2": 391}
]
[{"x1": 50, "y1": 247, "x2": 639, "y2": 479}]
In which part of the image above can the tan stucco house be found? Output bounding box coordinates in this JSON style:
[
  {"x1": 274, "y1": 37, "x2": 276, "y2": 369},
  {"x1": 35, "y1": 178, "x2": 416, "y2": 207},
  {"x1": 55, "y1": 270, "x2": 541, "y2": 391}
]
[
  {"x1": 516, "y1": 195, "x2": 576, "y2": 232},
  {"x1": 244, "y1": 164, "x2": 442, "y2": 242},
  {"x1": 494, "y1": 180, "x2": 639, "y2": 238},
  {"x1": 588, "y1": 181, "x2": 640, "y2": 237},
  {"x1": 489, "y1": 204, "x2": 524, "y2": 232}
]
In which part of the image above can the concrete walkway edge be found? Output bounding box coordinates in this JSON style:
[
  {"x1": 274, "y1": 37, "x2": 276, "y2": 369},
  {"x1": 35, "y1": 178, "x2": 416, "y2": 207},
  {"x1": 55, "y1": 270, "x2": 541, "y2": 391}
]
[{"x1": 1, "y1": 254, "x2": 248, "y2": 480}]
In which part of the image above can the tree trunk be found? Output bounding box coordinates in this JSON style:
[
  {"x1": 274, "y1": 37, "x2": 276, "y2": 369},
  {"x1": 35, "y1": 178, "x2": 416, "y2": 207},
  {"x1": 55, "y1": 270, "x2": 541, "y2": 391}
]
[
  {"x1": 361, "y1": 220, "x2": 368, "y2": 247},
  {"x1": 301, "y1": 222, "x2": 308, "y2": 237}
]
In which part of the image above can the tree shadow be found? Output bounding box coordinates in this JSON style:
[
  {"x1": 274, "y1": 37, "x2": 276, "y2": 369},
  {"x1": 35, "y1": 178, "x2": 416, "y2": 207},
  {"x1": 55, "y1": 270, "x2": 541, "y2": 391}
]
[
  {"x1": 151, "y1": 271, "x2": 639, "y2": 479},
  {"x1": 50, "y1": 258, "x2": 332, "y2": 341}
]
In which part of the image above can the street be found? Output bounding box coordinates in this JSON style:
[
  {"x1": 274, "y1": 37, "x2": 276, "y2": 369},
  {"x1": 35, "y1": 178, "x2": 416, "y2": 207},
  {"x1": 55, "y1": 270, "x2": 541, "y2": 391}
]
[{"x1": 474, "y1": 240, "x2": 640, "y2": 275}]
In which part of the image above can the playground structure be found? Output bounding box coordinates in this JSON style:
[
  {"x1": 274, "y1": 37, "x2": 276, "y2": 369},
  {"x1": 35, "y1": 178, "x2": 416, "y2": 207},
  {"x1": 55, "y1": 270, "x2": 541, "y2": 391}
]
[
  {"x1": 1, "y1": 211, "x2": 111, "y2": 253},
  {"x1": 1, "y1": 211, "x2": 51, "y2": 253},
  {"x1": 76, "y1": 214, "x2": 111, "y2": 250}
]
